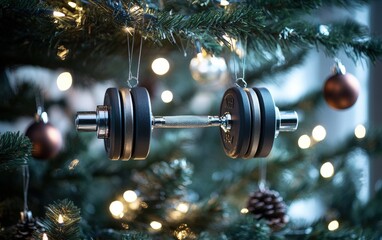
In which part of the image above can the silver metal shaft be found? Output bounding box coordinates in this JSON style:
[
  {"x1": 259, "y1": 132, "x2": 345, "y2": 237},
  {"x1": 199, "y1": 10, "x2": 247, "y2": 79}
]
[{"x1": 75, "y1": 108, "x2": 298, "y2": 138}]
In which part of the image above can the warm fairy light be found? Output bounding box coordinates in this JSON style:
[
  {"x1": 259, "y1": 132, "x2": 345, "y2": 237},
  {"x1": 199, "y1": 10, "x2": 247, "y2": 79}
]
[
  {"x1": 312, "y1": 125, "x2": 326, "y2": 142},
  {"x1": 151, "y1": 57, "x2": 170, "y2": 75},
  {"x1": 53, "y1": 11, "x2": 65, "y2": 17},
  {"x1": 298, "y1": 135, "x2": 311, "y2": 149},
  {"x1": 68, "y1": 159, "x2": 80, "y2": 170},
  {"x1": 68, "y1": 1, "x2": 77, "y2": 8},
  {"x1": 354, "y1": 124, "x2": 366, "y2": 139},
  {"x1": 109, "y1": 201, "x2": 124, "y2": 218},
  {"x1": 176, "y1": 202, "x2": 189, "y2": 213},
  {"x1": 42, "y1": 233, "x2": 48, "y2": 240},
  {"x1": 161, "y1": 90, "x2": 173, "y2": 103},
  {"x1": 320, "y1": 162, "x2": 334, "y2": 178},
  {"x1": 240, "y1": 208, "x2": 249, "y2": 214},
  {"x1": 57, "y1": 72, "x2": 73, "y2": 91},
  {"x1": 123, "y1": 190, "x2": 138, "y2": 203},
  {"x1": 328, "y1": 220, "x2": 339, "y2": 231},
  {"x1": 58, "y1": 214, "x2": 64, "y2": 224},
  {"x1": 150, "y1": 221, "x2": 162, "y2": 230},
  {"x1": 123, "y1": 27, "x2": 135, "y2": 35},
  {"x1": 41, "y1": 112, "x2": 49, "y2": 123},
  {"x1": 220, "y1": 0, "x2": 229, "y2": 6}
]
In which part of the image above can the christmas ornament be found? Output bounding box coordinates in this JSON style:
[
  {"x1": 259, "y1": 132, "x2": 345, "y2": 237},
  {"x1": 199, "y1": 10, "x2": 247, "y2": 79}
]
[
  {"x1": 323, "y1": 60, "x2": 360, "y2": 110},
  {"x1": 25, "y1": 116, "x2": 63, "y2": 160},
  {"x1": 75, "y1": 86, "x2": 298, "y2": 160},
  {"x1": 189, "y1": 53, "x2": 228, "y2": 85},
  {"x1": 247, "y1": 189, "x2": 289, "y2": 231}
]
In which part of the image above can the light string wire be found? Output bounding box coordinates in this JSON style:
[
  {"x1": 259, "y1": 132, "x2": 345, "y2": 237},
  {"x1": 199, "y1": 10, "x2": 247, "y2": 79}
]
[{"x1": 22, "y1": 165, "x2": 30, "y2": 213}]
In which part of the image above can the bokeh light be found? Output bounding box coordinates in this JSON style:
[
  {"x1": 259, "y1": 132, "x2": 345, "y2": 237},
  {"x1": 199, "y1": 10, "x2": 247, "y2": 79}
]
[
  {"x1": 312, "y1": 125, "x2": 326, "y2": 142},
  {"x1": 320, "y1": 162, "x2": 334, "y2": 178},
  {"x1": 298, "y1": 135, "x2": 311, "y2": 149},
  {"x1": 57, "y1": 72, "x2": 73, "y2": 91},
  {"x1": 151, "y1": 58, "x2": 170, "y2": 75},
  {"x1": 161, "y1": 90, "x2": 173, "y2": 103},
  {"x1": 354, "y1": 124, "x2": 366, "y2": 139},
  {"x1": 328, "y1": 220, "x2": 339, "y2": 231}
]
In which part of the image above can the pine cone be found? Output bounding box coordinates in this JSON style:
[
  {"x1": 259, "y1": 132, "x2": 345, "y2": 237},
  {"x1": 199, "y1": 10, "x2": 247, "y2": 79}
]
[
  {"x1": 14, "y1": 211, "x2": 43, "y2": 240},
  {"x1": 246, "y1": 189, "x2": 289, "y2": 231}
]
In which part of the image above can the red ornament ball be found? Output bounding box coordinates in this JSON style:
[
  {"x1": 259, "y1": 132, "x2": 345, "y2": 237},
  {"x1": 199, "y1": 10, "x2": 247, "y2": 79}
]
[
  {"x1": 25, "y1": 121, "x2": 63, "y2": 160},
  {"x1": 323, "y1": 73, "x2": 360, "y2": 110}
]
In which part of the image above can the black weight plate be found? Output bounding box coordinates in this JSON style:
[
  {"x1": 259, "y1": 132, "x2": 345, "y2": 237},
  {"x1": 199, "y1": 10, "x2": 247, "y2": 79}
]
[
  {"x1": 130, "y1": 87, "x2": 152, "y2": 159},
  {"x1": 104, "y1": 88, "x2": 122, "y2": 160},
  {"x1": 253, "y1": 88, "x2": 276, "y2": 157},
  {"x1": 119, "y1": 88, "x2": 134, "y2": 160},
  {"x1": 244, "y1": 88, "x2": 261, "y2": 159},
  {"x1": 220, "y1": 87, "x2": 252, "y2": 158}
]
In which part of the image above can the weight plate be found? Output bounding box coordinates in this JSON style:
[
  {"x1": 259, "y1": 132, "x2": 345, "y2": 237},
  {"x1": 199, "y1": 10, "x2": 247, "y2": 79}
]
[
  {"x1": 244, "y1": 88, "x2": 261, "y2": 159},
  {"x1": 253, "y1": 88, "x2": 276, "y2": 157},
  {"x1": 119, "y1": 88, "x2": 134, "y2": 160},
  {"x1": 220, "y1": 87, "x2": 252, "y2": 158},
  {"x1": 130, "y1": 87, "x2": 152, "y2": 159},
  {"x1": 104, "y1": 88, "x2": 123, "y2": 160}
]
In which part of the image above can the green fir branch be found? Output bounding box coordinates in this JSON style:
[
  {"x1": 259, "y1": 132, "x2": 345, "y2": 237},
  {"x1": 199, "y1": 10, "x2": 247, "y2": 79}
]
[
  {"x1": 0, "y1": 131, "x2": 31, "y2": 171},
  {"x1": 38, "y1": 199, "x2": 82, "y2": 240}
]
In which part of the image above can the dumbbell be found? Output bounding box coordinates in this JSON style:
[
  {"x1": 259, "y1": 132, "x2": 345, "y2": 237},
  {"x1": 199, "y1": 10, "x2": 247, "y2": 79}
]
[{"x1": 75, "y1": 86, "x2": 298, "y2": 160}]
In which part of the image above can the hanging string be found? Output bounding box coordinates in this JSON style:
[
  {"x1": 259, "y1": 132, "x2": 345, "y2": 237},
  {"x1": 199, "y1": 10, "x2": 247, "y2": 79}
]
[
  {"x1": 125, "y1": 17, "x2": 144, "y2": 89},
  {"x1": 22, "y1": 165, "x2": 30, "y2": 213},
  {"x1": 258, "y1": 159, "x2": 267, "y2": 191},
  {"x1": 234, "y1": 36, "x2": 248, "y2": 88}
]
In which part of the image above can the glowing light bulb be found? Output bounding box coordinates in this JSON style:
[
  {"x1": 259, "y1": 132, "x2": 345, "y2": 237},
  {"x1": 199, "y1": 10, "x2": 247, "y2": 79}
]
[
  {"x1": 298, "y1": 135, "x2": 311, "y2": 149},
  {"x1": 68, "y1": 1, "x2": 77, "y2": 8},
  {"x1": 58, "y1": 214, "x2": 64, "y2": 224},
  {"x1": 57, "y1": 72, "x2": 73, "y2": 91},
  {"x1": 109, "y1": 201, "x2": 124, "y2": 218},
  {"x1": 41, "y1": 112, "x2": 49, "y2": 123},
  {"x1": 240, "y1": 208, "x2": 249, "y2": 214},
  {"x1": 320, "y1": 162, "x2": 334, "y2": 178},
  {"x1": 42, "y1": 233, "x2": 48, "y2": 240},
  {"x1": 123, "y1": 190, "x2": 138, "y2": 203},
  {"x1": 161, "y1": 90, "x2": 173, "y2": 103},
  {"x1": 53, "y1": 11, "x2": 65, "y2": 17},
  {"x1": 176, "y1": 202, "x2": 189, "y2": 213},
  {"x1": 354, "y1": 124, "x2": 366, "y2": 139},
  {"x1": 328, "y1": 220, "x2": 339, "y2": 231},
  {"x1": 151, "y1": 58, "x2": 170, "y2": 75},
  {"x1": 312, "y1": 125, "x2": 326, "y2": 142},
  {"x1": 220, "y1": 0, "x2": 229, "y2": 6},
  {"x1": 150, "y1": 221, "x2": 162, "y2": 230}
]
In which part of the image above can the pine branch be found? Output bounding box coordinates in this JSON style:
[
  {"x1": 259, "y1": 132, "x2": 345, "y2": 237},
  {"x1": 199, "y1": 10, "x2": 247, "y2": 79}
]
[
  {"x1": 0, "y1": 0, "x2": 380, "y2": 81},
  {"x1": 38, "y1": 199, "x2": 82, "y2": 240},
  {"x1": 0, "y1": 131, "x2": 31, "y2": 171}
]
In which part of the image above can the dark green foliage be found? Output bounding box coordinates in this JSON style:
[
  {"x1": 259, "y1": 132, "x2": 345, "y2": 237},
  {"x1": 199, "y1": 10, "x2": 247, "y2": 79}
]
[
  {"x1": 0, "y1": 131, "x2": 31, "y2": 171},
  {"x1": 38, "y1": 199, "x2": 82, "y2": 240},
  {"x1": 225, "y1": 216, "x2": 270, "y2": 240}
]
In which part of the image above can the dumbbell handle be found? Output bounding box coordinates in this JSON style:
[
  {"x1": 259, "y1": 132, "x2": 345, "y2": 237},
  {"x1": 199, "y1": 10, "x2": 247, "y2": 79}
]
[{"x1": 75, "y1": 108, "x2": 298, "y2": 137}]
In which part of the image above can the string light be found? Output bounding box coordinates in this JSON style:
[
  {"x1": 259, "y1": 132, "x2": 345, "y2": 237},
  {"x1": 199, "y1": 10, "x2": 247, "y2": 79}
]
[
  {"x1": 220, "y1": 0, "x2": 229, "y2": 6},
  {"x1": 57, "y1": 72, "x2": 73, "y2": 91},
  {"x1": 68, "y1": 1, "x2": 77, "y2": 8},
  {"x1": 320, "y1": 162, "x2": 334, "y2": 178},
  {"x1": 109, "y1": 200, "x2": 124, "y2": 218},
  {"x1": 68, "y1": 159, "x2": 80, "y2": 170},
  {"x1": 40, "y1": 112, "x2": 49, "y2": 123},
  {"x1": 150, "y1": 221, "x2": 162, "y2": 230},
  {"x1": 58, "y1": 214, "x2": 64, "y2": 224},
  {"x1": 161, "y1": 90, "x2": 173, "y2": 103},
  {"x1": 175, "y1": 202, "x2": 189, "y2": 213},
  {"x1": 354, "y1": 124, "x2": 366, "y2": 139},
  {"x1": 328, "y1": 220, "x2": 339, "y2": 231},
  {"x1": 240, "y1": 208, "x2": 249, "y2": 214},
  {"x1": 151, "y1": 57, "x2": 170, "y2": 75},
  {"x1": 42, "y1": 233, "x2": 48, "y2": 240},
  {"x1": 298, "y1": 135, "x2": 311, "y2": 149},
  {"x1": 53, "y1": 11, "x2": 65, "y2": 17},
  {"x1": 312, "y1": 125, "x2": 326, "y2": 142},
  {"x1": 123, "y1": 190, "x2": 138, "y2": 203}
]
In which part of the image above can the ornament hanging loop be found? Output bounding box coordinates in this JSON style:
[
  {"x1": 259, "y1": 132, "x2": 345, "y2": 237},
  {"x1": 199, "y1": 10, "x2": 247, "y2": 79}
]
[
  {"x1": 235, "y1": 78, "x2": 247, "y2": 88},
  {"x1": 333, "y1": 58, "x2": 346, "y2": 75}
]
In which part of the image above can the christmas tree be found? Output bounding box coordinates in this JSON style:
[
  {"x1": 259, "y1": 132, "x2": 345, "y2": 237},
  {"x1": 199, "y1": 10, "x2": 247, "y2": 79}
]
[{"x1": 1, "y1": 0, "x2": 382, "y2": 239}]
